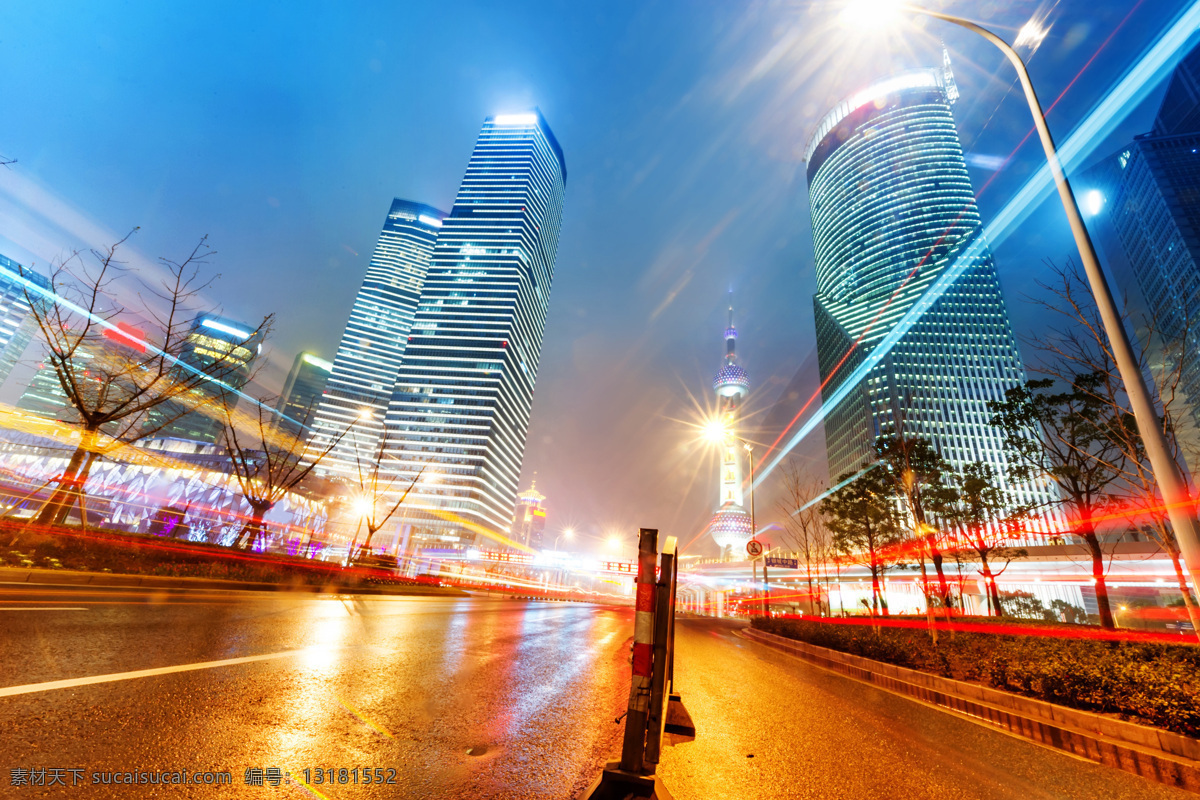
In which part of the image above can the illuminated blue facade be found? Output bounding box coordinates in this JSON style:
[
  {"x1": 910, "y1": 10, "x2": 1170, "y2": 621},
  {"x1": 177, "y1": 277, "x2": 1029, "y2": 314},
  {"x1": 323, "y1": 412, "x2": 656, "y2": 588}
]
[
  {"x1": 1084, "y1": 44, "x2": 1200, "y2": 474},
  {"x1": 0, "y1": 254, "x2": 51, "y2": 390},
  {"x1": 805, "y1": 68, "x2": 1050, "y2": 513},
  {"x1": 309, "y1": 199, "x2": 446, "y2": 475},
  {"x1": 382, "y1": 111, "x2": 566, "y2": 544}
]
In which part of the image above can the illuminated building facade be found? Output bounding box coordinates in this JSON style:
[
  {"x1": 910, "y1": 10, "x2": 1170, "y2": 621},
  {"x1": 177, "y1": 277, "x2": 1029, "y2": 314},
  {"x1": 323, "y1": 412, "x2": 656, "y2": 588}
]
[
  {"x1": 805, "y1": 66, "x2": 1052, "y2": 516},
  {"x1": 275, "y1": 351, "x2": 332, "y2": 438},
  {"x1": 0, "y1": 255, "x2": 51, "y2": 389},
  {"x1": 512, "y1": 482, "x2": 547, "y2": 550},
  {"x1": 155, "y1": 315, "x2": 264, "y2": 444},
  {"x1": 1084, "y1": 43, "x2": 1200, "y2": 473},
  {"x1": 309, "y1": 199, "x2": 446, "y2": 477},
  {"x1": 382, "y1": 111, "x2": 567, "y2": 549},
  {"x1": 709, "y1": 304, "x2": 754, "y2": 559}
]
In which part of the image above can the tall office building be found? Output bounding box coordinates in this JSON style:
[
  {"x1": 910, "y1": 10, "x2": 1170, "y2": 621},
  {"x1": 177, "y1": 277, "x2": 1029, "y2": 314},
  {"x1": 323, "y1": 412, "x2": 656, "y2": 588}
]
[
  {"x1": 154, "y1": 314, "x2": 264, "y2": 443},
  {"x1": 382, "y1": 111, "x2": 567, "y2": 548},
  {"x1": 708, "y1": 304, "x2": 754, "y2": 559},
  {"x1": 275, "y1": 351, "x2": 332, "y2": 438},
  {"x1": 0, "y1": 255, "x2": 51, "y2": 388},
  {"x1": 308, "y1": 199, "x2": 446, "y2": 475},
  {"x1": 1084, "y1": 43, "x2": 1200, "y2": 473},
  {"x1": 804, "y1": 65, "x2": 1050, "y2": 513}
]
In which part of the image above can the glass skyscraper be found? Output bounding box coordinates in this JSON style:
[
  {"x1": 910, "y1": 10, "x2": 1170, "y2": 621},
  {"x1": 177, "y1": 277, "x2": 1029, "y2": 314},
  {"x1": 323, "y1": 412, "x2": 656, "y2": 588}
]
[
  {"x1": 153, "y1": 314, "x2": 264, "y2": 443},
  {"x1": 275, "y1": 351, "x2": 332, "y2": 438},
  {"x1": 0, "y1": 255, "x2": 51, "y2": 389},
  {"x1": 308, "y1": 199, "x2": 446, "y2": 475},
  {"x1": 805, "y1": 66, "x2": 1050, "y2": 514},
  {"x1": 1084, "y1": 43, "x2": 1200, "y2": 474},
  {"x1": 382, "y1": 111, "x2": 566, "y2": 547}
]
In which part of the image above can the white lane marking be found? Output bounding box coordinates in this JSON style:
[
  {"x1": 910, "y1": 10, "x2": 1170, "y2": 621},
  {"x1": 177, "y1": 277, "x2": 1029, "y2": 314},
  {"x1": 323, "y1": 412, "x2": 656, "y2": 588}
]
[
  {"x1": 0, "y1": 649, "x2": 312, "y2": 698},
  {"x1": 0, "y1": 607, "x2": 88, "y2": 611}
]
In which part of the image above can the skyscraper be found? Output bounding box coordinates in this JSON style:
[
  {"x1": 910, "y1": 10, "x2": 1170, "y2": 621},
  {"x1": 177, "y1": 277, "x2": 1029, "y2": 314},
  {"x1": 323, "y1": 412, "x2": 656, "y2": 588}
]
[
  {"x1": 0, "y1": 255, "x2": 52, "y2": 388},
  {"x1": 1084, "y1": 43, "x2": 1200, "y2": 473},
  {"x1": 154, "y1": 314, "x2": 264, "y2": 443},
  {"x1": 275, "y1": 351, "x2": 332, "y2": 438},
  {"x1": 382, "y1": 111, "x2": 567, "y2": 548},
  {"x1": 804, "y1": 65, "x2": 1048, "y2": 512},
  {"x1": 708, "y1": 304, "x2": 754, "y2": 559},
  {"x1": 308, "y1": 199, "x2": 446, "y2": 476}
]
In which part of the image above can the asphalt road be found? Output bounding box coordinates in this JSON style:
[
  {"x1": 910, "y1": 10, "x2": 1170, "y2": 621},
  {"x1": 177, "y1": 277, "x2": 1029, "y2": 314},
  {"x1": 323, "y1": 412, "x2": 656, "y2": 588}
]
[
  {"x1": 0, "y1": 584, "x2": 632, "y2": 799},
  {"x1": 658, "y1": 617, "x2": 1190, "y2": 800},
  {"x1": 0, "y1": 585, "x2": 1189, "y2": 799}
]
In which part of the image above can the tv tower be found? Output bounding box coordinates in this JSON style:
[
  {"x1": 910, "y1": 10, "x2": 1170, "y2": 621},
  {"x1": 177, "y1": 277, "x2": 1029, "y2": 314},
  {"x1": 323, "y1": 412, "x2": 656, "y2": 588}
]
[{"x1": 709, "y1": 300, "x2": 754, "y2": 559}]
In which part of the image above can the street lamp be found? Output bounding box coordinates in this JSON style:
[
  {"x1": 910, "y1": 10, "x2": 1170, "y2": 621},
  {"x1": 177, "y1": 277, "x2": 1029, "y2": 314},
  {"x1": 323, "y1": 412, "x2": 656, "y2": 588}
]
[
  {"x1": 554, "y1": 527, "x2": 574, "y2": 551},
  {"x1": 845, "y1": 1, "x2": 1200, "y2": 597}
]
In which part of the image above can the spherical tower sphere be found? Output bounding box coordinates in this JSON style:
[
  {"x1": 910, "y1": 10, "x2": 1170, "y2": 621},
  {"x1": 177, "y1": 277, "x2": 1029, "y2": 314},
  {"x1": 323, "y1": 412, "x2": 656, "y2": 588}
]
[
  {"x1": 712, "y1": 364, "x2": 750, "y2": 398},
  {"x1": 710, "y1": 505, "x2": 753, "y2": 553}
]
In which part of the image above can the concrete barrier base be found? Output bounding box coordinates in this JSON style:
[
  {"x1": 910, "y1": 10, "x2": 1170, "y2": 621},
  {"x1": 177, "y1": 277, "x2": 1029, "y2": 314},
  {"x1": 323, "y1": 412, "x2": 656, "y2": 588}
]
[
  {"x1": 664, "y1": 693, "x2": 695, "y2": 737},
  {"x1": 580, "y1": 760, "x2": 675, "y2": 800}
]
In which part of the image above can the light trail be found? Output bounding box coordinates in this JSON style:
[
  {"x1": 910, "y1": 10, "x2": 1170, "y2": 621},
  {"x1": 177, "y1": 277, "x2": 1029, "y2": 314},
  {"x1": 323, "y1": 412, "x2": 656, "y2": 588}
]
[{"x1": 754, "y1": 1, "x2": 1200, "y2": 489}]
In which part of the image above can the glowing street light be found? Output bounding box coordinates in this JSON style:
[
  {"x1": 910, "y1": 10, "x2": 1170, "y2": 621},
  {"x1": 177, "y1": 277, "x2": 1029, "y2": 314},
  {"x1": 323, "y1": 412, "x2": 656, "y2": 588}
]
[{"x1": 841, "y1": 0, "x2": 1200, "y2": 611}]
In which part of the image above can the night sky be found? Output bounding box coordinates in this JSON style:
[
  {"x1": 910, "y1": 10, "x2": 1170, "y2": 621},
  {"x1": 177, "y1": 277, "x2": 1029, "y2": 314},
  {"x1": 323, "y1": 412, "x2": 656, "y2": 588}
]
[{"x1": 0, "y1": 0, "x2": 1193, "y2": 557}]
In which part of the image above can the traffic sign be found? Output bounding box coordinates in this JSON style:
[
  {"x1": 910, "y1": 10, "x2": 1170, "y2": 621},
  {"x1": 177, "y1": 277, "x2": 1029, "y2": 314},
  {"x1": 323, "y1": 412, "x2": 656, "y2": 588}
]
[
  {"x1": 766, "y1": 557, "x2": 798, "y2": 569},
  {"x1": 746, "y1": 540, "x2": 763, "y2": 557}
]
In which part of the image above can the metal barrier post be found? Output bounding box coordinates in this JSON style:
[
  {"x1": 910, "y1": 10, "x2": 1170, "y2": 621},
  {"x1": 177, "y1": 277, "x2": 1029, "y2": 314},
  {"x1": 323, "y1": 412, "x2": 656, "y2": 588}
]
[
  {"x1": 619, "y1": 527, "x2": 659, "y2": 774},
  {"x1": 644, "y1": 536, "x2": 676, "y2": 766}
]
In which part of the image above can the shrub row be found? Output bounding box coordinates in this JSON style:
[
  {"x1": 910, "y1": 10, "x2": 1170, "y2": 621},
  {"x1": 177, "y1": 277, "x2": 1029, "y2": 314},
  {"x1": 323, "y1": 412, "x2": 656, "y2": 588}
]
[{"x1": 752, "y1": 616, "x2": 1200, "y2": 737}]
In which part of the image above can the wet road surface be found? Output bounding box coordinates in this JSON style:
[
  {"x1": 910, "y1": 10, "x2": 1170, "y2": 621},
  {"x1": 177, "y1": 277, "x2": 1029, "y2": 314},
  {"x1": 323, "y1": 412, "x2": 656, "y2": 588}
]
[
  {"x1": 2, "y1": 586, "x2": 1190, "y2": 799},
  {"x1": 658, "y1": 617, "x2": 1189, "y2": 800},
  {"x1": 0, "y1": 584, "x2": 632, "y2": 798}
]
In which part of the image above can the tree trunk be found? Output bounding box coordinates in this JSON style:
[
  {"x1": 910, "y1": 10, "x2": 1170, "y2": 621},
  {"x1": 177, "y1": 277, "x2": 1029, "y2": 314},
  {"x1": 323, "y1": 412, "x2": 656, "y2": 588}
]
[
  {"x1": 915, "y1": 546, "x2": 938, "y2": 644},
  {"x1": 979, "y1": 550, "x2": 1004, "y2": 617},
  {"x1": 37, "y1": 431, "x2": 99, "y2": 526},
  {"x1": 870, "y1": 564, "x2": 881, "y2": 616},
  {"x1": 929, "y1": 543, "x2": 953, "y2": 614},
  {"x1": 1167, "y1": 542, "x2": 1200, "y2": 641},
  {"x1": 1080, "y1": 523, "x2": 1115, "y2": 629},
  {"x1": 235, "y1": 505, "x2": 270, "y2": 550}
]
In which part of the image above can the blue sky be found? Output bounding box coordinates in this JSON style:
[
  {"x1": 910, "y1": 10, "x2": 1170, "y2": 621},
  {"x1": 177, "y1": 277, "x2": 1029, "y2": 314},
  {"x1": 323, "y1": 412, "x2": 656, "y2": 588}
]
[{"x1": 0, "y1": 0, "x2": 1194, "y2": 555}]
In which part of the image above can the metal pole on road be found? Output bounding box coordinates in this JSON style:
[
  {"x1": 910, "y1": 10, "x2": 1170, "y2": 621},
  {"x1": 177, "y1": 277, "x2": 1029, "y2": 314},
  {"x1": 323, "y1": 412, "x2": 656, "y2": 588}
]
[
  {"x1": 620, "y1": 527, "x2": 659, "y2": 775},
  {"x1": 886, "y1": 2, "x2": 1200, "y2": 617}
]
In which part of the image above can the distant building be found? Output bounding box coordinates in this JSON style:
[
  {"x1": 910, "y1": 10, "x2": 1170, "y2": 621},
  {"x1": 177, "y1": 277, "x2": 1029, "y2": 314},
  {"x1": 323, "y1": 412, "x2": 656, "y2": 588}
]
[
  {"x1": 382, "y1": 111, "x2": 567, "y2": 550},
  {"x1": 513, "y1": 482, "x2": 547, "y2": 549},
  {"x1": 803, "y1": 63, "x2": 1054, "y2": 517},
  {"x1": 275, "y1": 352, "x2": 332, "y2": 438},
  {"x1": 1083, "y1": 43, "x2": 1200, "y2": 473},
  {"x1": 153, "y1": 314, "x2": 264, "y2": 444},
  {"x1": 0, "y1": 254, "x2": 52, "y2": 389},
  {"x1": 308, "y1": 199, "x2": 447, "y2": 476},
  {"x1": 708, "y1": 302, "x2": 754, "y2": 559}
]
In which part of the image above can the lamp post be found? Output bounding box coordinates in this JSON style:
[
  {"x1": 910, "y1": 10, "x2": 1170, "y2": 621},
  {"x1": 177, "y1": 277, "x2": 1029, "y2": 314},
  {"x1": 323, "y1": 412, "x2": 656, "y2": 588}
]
[{"x1": 846, "y1": 0, "x2": 1200, "y2": 597}]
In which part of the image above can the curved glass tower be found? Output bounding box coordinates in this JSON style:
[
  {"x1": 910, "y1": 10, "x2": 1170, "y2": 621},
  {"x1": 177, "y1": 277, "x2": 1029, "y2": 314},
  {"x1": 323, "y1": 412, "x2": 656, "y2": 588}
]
[
  {"x1": 805, "y1": 67, "x2": 1051, "y2": 515},
  {"x1": 309, "y1": 198, "x2": 446, "y2": 475}
]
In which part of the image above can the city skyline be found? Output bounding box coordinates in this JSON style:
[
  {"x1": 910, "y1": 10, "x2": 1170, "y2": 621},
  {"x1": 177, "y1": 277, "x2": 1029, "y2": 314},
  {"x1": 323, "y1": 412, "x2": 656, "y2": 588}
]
[{"x1": 0, "y1": 1, "x2": 1191, "y2": 554}]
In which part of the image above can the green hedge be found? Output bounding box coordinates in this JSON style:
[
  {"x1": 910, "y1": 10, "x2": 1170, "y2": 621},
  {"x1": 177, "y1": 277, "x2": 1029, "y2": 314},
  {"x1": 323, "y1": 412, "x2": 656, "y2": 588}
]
[{"x1": 752, "y1": 616, "x2": 1200, "y2": 737}]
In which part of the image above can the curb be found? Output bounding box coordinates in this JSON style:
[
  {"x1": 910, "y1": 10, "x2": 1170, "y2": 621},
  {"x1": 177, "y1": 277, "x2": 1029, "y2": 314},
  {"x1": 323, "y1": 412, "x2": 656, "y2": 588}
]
[
  {"x1": 0, "y1": 567, "x2": 469, "y2": 597},
  {"x1": 743, "y1": 627, "x2": 1200, "y2": 793}
]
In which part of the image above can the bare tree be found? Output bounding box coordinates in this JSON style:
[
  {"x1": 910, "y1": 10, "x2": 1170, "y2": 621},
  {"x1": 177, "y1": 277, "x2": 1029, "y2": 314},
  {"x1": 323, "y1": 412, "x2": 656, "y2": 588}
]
[
  {"x1": 1026, "y1": 261, "x2": 1200, "y2": 635},
  {"x1": 20, "y1": 231, "x2": 272, "y2": 525},
  {"x1": 776, "y1": 458, "x2": 828, "y2": 615},
  {"x1": 348, "y1": 429, "x2": 426, "y2": 561},
  {"x1": 221, "y1": 398, "x2": 348, "y2": 550}
]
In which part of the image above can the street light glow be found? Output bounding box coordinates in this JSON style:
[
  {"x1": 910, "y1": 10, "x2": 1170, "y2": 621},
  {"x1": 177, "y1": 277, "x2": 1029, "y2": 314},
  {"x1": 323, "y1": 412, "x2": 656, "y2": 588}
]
[{"x1": 702, "y1": 417, "x2": 728, "y2": 443}]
